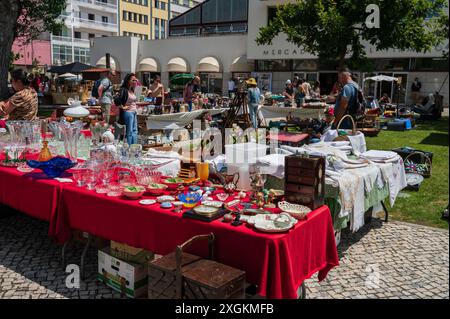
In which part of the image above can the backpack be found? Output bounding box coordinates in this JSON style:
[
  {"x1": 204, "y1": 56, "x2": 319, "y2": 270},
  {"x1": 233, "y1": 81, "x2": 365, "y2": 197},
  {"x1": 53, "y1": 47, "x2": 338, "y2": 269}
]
[
  {"x1": 348, "y1": 83, "x2": 366, "y2": 120},
  {"x1": 92, "y1": 79, "x2": 110, "y2": 99}
]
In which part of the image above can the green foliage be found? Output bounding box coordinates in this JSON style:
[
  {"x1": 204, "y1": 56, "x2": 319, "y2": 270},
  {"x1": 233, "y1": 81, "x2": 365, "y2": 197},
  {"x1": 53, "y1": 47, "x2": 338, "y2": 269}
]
[
  {"x1": 15, "y1": 0, "x2": 67, "y2": 43},
  {"x1": 256, "y1": 0, "x2": 448, "y2": 69}
]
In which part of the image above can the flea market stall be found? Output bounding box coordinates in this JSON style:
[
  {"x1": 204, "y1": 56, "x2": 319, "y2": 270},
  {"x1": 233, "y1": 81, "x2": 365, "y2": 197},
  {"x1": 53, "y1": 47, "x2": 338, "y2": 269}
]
[{"x1": 0, "y1": 88, "x2": 411, "y2": 299}]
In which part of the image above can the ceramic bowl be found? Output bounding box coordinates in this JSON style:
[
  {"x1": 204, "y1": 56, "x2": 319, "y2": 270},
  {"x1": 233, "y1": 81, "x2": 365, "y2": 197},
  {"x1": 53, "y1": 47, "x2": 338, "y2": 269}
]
[
  {"x1": 123, "y1": 185, "x2": 146, "y2": 200},
  {"x1": 278, "y1": 201, "x2": 312, "y2": 220},
  {"x1": 178, "y1": 192, "x2": 202, "y2": 209},
  {"x1": 164, "y1": 177, "x2": 184, "y2": 190},
  {"x1": 147, "y1": 183, "x2": 168, "y2": 196}
]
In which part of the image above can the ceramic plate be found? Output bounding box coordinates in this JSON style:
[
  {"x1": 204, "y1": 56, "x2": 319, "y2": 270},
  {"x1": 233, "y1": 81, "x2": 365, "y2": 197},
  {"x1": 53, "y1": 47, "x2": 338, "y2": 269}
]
[
  {"x1": 202, "y1": 201, "x2": 223, "y2": 208},
  {"x1": 139, "y1": 199, "x2": 156, "y2": 206},
  {"x1": 157, "y1": 195, "x2": 175, "y2": 203},
  {"x1": 193, "y1": 205, "x2": 219, "y2": 215},
  {"x1": 248, "y1": 213, "x2": 297, "y2": 233}
]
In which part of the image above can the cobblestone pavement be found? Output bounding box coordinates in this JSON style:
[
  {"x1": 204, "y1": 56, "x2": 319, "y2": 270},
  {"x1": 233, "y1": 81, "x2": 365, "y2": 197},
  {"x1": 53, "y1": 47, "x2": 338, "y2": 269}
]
[{"x1": 0, "y1": 212, "x2": 448, "y2": 299}]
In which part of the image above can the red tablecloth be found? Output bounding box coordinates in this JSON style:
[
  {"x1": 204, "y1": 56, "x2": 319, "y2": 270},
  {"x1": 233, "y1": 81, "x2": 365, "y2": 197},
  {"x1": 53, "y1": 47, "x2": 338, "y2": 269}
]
[
  {"x1": 53, "y1": 185, "x2": 338, "y2": 299},
  {"x1": 0, "y1": 166, "x2": 62, "y2": 223}
]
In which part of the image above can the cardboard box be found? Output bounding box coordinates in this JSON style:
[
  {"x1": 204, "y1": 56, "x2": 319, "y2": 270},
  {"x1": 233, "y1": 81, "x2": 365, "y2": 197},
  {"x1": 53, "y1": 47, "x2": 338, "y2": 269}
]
[
  {"x1": 98, "y1": 248, "x2": 153, "y2": 298},
  {"x1": 110, "y1": 241, "x2": 144, "y2": 261}
]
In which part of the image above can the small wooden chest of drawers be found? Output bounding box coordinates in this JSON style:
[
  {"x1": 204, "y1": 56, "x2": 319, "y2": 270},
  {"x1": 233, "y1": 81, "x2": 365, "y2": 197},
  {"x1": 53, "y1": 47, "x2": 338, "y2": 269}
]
[{"x1": 284, "y1": 154, "x2": 325, "y2": 210}]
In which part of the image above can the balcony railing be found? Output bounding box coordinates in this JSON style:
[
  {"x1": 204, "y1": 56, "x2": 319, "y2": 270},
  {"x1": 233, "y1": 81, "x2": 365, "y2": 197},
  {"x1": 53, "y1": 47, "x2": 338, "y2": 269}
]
[
  {"x1": 73, "y1": 17, "x2": 117, "y2": 30},
  {"x1": 52, "y1": 35, "x2": 90, "y2": 44},
  {"x1": 74, "y1": 0, "x2": 118, "y2": 10}
]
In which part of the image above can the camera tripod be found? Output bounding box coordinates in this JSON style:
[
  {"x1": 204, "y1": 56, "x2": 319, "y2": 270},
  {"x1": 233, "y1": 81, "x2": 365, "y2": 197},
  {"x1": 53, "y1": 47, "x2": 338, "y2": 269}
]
[{"x1": 223, "y1": 91, "x2": 252, "y2": 130}]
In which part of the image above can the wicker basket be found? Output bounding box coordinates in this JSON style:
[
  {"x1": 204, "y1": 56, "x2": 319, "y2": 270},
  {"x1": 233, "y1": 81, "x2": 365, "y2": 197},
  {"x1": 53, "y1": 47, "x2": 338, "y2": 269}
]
[
  {"x1": 404, "y1": 152, "x2": 432, "y2": 178},
  {"x1": 333, "y1": 114, "x2": 357, "y2": 142}
]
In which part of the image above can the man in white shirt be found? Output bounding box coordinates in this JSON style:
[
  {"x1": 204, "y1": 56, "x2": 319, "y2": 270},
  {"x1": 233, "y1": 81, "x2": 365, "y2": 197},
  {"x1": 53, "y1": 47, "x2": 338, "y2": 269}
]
[{"x1": 228, "y1": 78, "x2": 236, "y2": 98}]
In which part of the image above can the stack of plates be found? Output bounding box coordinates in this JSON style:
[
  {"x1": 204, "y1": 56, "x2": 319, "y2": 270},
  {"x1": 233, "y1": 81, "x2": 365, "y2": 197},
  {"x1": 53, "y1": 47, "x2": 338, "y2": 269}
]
[{"x1": 360, "y1": 150, "x2": 399, "y2": 163}]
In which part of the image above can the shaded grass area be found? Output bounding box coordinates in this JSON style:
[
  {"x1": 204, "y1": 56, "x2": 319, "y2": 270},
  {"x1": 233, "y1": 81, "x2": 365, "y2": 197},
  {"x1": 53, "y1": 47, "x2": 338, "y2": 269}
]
[{"x1": 366, "y1": 117, "x2": 449, "y2": 229}]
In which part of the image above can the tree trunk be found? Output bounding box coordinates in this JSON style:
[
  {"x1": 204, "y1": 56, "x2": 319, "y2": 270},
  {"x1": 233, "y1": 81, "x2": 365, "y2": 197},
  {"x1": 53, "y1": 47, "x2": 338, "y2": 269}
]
[{"x1": 0, "y1": 0, "x2": 20, "y2": 100}]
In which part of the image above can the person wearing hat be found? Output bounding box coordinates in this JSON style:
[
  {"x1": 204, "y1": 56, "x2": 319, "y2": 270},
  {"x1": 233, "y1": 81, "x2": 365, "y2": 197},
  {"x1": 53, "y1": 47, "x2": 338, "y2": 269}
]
[{"x1": 246, "y1": 78, "x2": 261, "y2": 129}]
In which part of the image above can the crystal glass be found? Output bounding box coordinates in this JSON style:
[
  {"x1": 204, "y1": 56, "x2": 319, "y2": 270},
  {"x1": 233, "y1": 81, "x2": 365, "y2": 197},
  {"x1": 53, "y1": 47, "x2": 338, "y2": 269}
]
[
  {"x1": 57, "y1": 120, "x2": 84, "y2": 163},
  {"x1": 72, "y1": 167, "x2": 86, "y2": 187},
  {"x1": 84, "y1": 169, "x2": 97, "y2": 190},
  {"x1": 107, "y1": 183, "x2": 123, "y2": 197}
]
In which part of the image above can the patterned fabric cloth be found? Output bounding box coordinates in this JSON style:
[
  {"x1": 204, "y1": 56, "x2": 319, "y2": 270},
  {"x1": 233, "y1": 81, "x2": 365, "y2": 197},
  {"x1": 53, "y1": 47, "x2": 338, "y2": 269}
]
[{"x1": 3, "y1": 87, "x2": 38, "y2": 120}]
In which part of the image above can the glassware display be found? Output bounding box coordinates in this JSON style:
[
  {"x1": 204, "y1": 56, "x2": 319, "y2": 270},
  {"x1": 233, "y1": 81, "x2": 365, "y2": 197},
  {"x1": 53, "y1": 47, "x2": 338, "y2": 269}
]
[{"x1": 57, "y1": 120, "x2": 84, "y2": 163}]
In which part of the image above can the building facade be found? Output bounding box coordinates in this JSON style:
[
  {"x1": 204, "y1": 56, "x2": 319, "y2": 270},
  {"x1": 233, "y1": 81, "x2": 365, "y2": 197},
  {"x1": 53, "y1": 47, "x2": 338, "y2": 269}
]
[
  {"x1": 51, "y1": 0, "x2": 119, "y2": 66},
  {"x1": 118, "y1": 0, "x2": 204, "y2": 41},
  {"x1": 12, "y1": 33, "x2": 52, "y2": 74},
  {"x1": 91, "y1": 0, "x2": 449, "y2": 106}
]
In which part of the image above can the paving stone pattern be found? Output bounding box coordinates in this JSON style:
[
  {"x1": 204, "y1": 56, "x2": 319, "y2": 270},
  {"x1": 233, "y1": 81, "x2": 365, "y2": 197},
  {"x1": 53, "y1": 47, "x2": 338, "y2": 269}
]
[{"x1": 0, "y1": 213, "x2": 448, "y2": 299}]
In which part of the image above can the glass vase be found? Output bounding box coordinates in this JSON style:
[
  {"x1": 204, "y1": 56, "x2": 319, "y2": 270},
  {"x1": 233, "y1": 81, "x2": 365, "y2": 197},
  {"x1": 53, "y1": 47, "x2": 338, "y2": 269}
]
[{"x1": 57, "y1": 120, "x2": 84, "y2": 163}]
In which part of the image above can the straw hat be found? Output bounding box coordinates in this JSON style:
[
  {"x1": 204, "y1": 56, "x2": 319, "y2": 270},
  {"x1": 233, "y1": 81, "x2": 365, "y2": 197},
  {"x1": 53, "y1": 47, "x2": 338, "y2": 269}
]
[{"x1": 246, "y1": 78, "x2": 257, "y2": 86}]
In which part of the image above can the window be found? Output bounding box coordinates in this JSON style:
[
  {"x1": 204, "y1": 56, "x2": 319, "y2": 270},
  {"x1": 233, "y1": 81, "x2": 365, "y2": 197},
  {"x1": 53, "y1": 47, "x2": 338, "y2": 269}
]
[
  {"x1": 133, "y1": 13, "x2": 137, "y2": 22},
  {"x1": 155, "y1": 0, "x2": 159, "y2": 8},
  {"x1": 52, "y1": 44, "x2": 73, "y2": 65},
  {"x1": 160, "y1": 1, "x2": 166, "y2": 10},
  {"x1": 74, "y1": 31, "x2": 81, "y2": 39},
  {"x1": 88, "y1": 33, "x2": 95, "y2": 38},
  {"x1": 88, "y1": 14, "x2": 95, "y2": 21},
  {"x1": 123, "y1": 11, "x2": 127, "y2": 20},
  {"x1": 154, "y1": 18, "x2": 160, "y2": 39},
  {"x1": 74, "y1": 46, "x2": 90, "y2": 64},
  {"x1": 128, "y1": 12, "x2": 132, "y2": 21},
  {"x1": 102, "y1": 16, "x2": 108, "y2": 23},
  {"x1": 144, "y1": 15, "x2": 148, "y2": 24}
]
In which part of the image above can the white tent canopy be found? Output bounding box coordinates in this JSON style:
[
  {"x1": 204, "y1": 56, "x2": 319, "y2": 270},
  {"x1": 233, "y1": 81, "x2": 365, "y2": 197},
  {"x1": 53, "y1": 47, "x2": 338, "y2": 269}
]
[
  {"x1": 138, "y1": 58, "x2": 159, "y2": 72},
  {"x1": 197, "y1": 56, "x2": 221, "y2": 73},
  {"x1": 167, "y1": 57, "x2": 188, "y2": 73},
  {"x1": 364, "y1": 75, "x2": 399, "y2": 82},
  {"x1": 58, "y1": 73, "x2": 77, "y2": 78}
]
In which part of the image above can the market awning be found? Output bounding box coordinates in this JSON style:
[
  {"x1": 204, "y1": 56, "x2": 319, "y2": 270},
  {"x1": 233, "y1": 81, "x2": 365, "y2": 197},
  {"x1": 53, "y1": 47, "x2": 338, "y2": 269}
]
[
  {"x1": 47, "y1": 62, "x2": 93, "y2": 74},
  {"x1": 198, "y1": 56, "x2": 221, "y2": 73},
  {"x1": 168, "y1": 57, "x2": 188, "y2": 73},
  {"x1": 138, "y1": 58, "x2": 159, "y2": 72},
  {"x1": 231, "y1": 55, "x2": 253, "y2": 72}
]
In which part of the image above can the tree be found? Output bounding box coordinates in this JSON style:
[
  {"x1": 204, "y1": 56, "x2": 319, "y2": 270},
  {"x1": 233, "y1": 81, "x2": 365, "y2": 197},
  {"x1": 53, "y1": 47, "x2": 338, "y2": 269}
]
[
  {"x1": 256, "y1": 0, "x2": 448, "y2": 70},
  {"x1": 0, "y1": 0, "x2": 66, "y2": 99}
]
